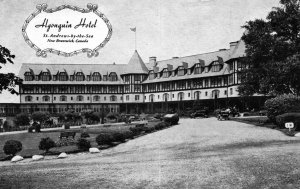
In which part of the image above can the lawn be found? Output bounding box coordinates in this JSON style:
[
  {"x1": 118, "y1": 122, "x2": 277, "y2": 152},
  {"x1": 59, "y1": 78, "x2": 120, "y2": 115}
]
[{"x1": 0, "y1": 120, "x2": 161, "y2": 160}]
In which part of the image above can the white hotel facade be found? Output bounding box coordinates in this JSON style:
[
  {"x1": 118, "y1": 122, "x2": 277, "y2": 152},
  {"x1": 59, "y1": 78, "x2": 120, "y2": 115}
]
[{"x1": 17, "y1": 40, "x2": 266, "y2": 114}]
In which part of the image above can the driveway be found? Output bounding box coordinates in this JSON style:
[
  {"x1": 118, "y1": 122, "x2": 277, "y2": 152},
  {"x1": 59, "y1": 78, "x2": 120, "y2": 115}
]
[{"x1": 0, "y1": 118, "x2": 300, "y2": 189}]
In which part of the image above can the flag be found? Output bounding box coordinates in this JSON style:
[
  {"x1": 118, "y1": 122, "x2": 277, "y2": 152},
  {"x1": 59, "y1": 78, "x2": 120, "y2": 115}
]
[
  {"x1": 217, "y1": 56, "x2": 224, "y2": 64},
  {"x1": 130, "y1": 27, "x2": 136, "y2": 32}
]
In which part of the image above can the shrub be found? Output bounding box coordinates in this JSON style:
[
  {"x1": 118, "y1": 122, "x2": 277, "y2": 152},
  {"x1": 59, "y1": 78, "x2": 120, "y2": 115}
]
[
  {"x1": 15, "y1": 113, "x2": 30, "y2": 126},
  {"x1": 81, "y1": 132, "x2": 90, "y2": 138},
  {"x1": 106, "y1": 112, "x2": 119, "y2": 120},
  {"x1": 39, "y1": 137, "x2": 56, "y2": 153},
  {"x1": 3, "y1": 121, "x2": 11, "y2": 132},
  {"x1": 163, "y1": 114, "x2": 179, "y2": 125},
  {"x1": 154, "y1": 122, "x2": 167, "y2": 130},
  {"x1": 276, "y1": 113, "x2": 300, "y2": 131},
  {"x1": 123, "y1": 131, "x2": 134, "y2": 139},
  {"x1": 265, "y1": 94, "x2": 300, "y2": 123},
  {"x1": 3, "y1": 140, "x2": 22, "y2": 156},
  {"x1": 31, "y1": 111, "x2": 50, "y2": 125},
  {"x1": 112, "y1": 132, "x2": 126, "y2": 143},
  {"x1": 96, "y1": 133, "x2": 114, "y2": 145},
  {"x1": 76, "y1": 138, "x2": 91, "y2": 151},
  {"x1": 129, "y1": 127, "x2": 144, "y2": 135}
]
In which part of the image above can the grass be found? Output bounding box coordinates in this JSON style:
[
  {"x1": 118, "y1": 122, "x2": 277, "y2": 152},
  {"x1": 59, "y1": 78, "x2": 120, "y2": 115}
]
[{"x1": 0, "y1": 120, "x2": 161, "y2": 160}]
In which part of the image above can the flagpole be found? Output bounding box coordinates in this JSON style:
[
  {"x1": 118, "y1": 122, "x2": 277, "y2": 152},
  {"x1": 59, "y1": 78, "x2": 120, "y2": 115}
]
[{"x1": 135, "y1": 28, "x2": 137, "y2": 50}]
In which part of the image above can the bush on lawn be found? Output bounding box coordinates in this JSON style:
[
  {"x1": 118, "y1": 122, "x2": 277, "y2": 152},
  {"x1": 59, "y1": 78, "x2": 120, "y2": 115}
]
[
  {"x1": 96, "y1": 133, "x2": 114, "y2": 145},
  {"x1": 80, "y1": 132, "x2": 90, "y2": 138},
  {"x1": 76, "y1": 138, "x2": 91, "y2": 151},
  {"x1": 163, "y1": 114, "x2": 179, "y2": 125},
  {"x1": 31, "y1": 111, "x2": 50, "y2": 125},
  {"x1": 129, "y1": 127, "x2": 145, "y2": 135},
  {"x1": 265, "y1": 94, "x2": 300, "y2": 123},
  {"x1": 276, "y1": 113, "x2": 300, "y2": 131},
  {"x1": 3, "y1": 140, "x2": 22, "y2": 156},
  {"x1": 15, "y1": 113, "x2": 30, "y2": 126},
  {"x1": 112, "y1": 132, "x2": 126, "y2": 143},
  {"x1": 123, "y1": 131, "x2": 134, "y2": 139},
  {"x1": 39, "y1": 137, "x2": 56, "y2": 153},
  {"x1": 154, "y1": 122, "x2": 168, "y2": 130}
]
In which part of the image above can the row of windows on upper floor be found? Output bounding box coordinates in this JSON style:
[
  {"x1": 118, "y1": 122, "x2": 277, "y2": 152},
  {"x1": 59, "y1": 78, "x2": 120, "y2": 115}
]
[
  {"x1": 21, "y1": 73, "x2": 241, "y2": 94},
  {"x1": 23, "y1": 88, "x2": 234, "y2": 103},
  {"x1": 148, "y1": 61, "x2": 250, "y2": 80},
  {"x1": 24, "y1": 72, "x2": 119, "y2": 82}
]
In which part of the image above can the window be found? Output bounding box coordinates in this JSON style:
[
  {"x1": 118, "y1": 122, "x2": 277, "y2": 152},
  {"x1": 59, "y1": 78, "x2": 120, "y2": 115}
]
[
  {"x1": 134, "y1": 75, "x2": 141, "y2": 82},
  {"x1": 157, "y1": 95, "x2": 160, "y2": 99},
  {"x1": 211, "y1": 62, "x2": 221, "y2": 72},
  {"x1": 109, "y1": 72, "x2": 118, "y2": 81},
  {"x1": 126, "y1": 95, "x2": 129, "y2": 101},
  {"x1": 42, "y1": 96, "x2": 50, "y2": 102},
  {"x1": 163, "y1": 93, "x2": 169, "y2": 101},
  {"x1": 92, "y1": 72, "x2": 101, "y2": 81},
  {"x1": 162, "y1": 69, "x2": 169, "y2": 78},
  {"x1": 36, "y1": 97, "x2": 39, "y2": 101},
  {"x1": 41, "y1": 72, "x2": 51, "y2": 81},
  {"x1": 194, "y1": 91, "x2": 200, "y2": 100},
  {"x1": 87, "y1": 96, "x2": 90, "y2": 100},
  {"x1": 178, "y1": 92, "x2": 184, "y2": 101},
  {"x1": 54, "y1": 97, "x2": 56, "y2": 101},
  {"x1": 110, "y1": 95, "x2": 117, "y2": 101},
  {"x1": 76, "y1": 95, "x2": 84, "y2": 101},
  {"x1": 230, "y1": 88, "x2": 233, "y2": 95},
  {"x1": 60, "y1": 96, "x2": 67, "y2": 101},
  {"x1": 194, "y1": 64, "x2": 202, "y2": 74},
  {"x1": 177, "y1": 66, "x2": 186, "y2": 76},
  {"x1": 149, "y1": 71, "x2": 156, "y2": 80},
  {"x1": 59, "y1": 72, "x2": 68, "y2": 81},
  {"x1": 135, "y1": 95, "x2": 139, "y2": 101},
  {"x1": 204, "y1": 79, "x2": 209, "y2": 87},
  {"x1": 71, "y1": 97, "x2": 73, "y2": 100},
  {"x1": 212, "y1": 90, "x2": 220, "y2": 99},
  {"x1": 124, "y1": 75, "x2": 130, "y2": 82},
  {"x1": 229, "y1": 62, "x2": 234, "y2": 71},
  {"x1": 224, "y1": 90, "x2": 227, "y2": 95},
  {"x1": 188, "y1": 93, "x2": 190, "y2": 97},
  {"x1": 104, "y1": 96, "x2": 106, "y2": 101},
  {"x1": 76, "y1": 72, "x2": 85, "y2": 81},
  {"x1": 149, "y1": 94, "x2": 154, "y2": 102},
  {"x1": 134, "y1": 85, "x2": 141, "y2": 92},
  {"x1": 93, "y1": 95, "x2": 100, "y2": 101},
  {"x1": 24, "y1": 72, "x2": 34, "y2": 81},
  {"x1": 205, "y1": 91, "x2": 208, "y2": 96},
  {"x1": 25, "y1": 96, "x2": 32, "y2": 102},
  {"x1": 35, "y1": 75, "x2": 39, "y2": 81}
]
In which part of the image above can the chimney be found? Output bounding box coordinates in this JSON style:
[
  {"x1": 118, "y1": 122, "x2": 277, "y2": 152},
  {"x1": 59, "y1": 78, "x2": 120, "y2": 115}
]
[
  {"x1": 149, "y1": 57, "x2": 157, "y2": 66},
  {"x1": 230, "y1": 41, "x2": 238, "y2": 51}
]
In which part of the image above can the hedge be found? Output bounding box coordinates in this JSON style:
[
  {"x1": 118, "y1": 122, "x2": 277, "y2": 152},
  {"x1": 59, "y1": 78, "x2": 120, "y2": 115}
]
[{"x1": 276, "y1": 112, "x2": 300, "y2": 131}]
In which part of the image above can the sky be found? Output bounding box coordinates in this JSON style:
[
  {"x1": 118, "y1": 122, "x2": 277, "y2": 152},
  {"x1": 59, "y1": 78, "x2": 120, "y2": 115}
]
[{"x1": 0, "y1": 0, "x2": 280, "y2": 102}]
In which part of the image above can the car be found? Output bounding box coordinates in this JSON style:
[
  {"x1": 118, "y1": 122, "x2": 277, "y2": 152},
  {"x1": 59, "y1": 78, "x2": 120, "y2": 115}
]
[{"x1": 190, "y1": 110, "x2": 209, "y2": 118}]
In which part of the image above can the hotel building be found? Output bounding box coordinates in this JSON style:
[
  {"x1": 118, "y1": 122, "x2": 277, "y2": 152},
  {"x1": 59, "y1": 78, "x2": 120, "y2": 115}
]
[{"x1": 16, "y1": 40, "x2": 266, "y2": 114}]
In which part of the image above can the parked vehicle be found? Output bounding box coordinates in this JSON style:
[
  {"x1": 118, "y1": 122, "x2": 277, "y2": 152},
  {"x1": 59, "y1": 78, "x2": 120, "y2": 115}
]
[
  {"x1": 190, "y1": 110, "x2": 209, "y2": 118},
  {"x1": 217, "y1": 110, "x2": 230, "y2": 120}
]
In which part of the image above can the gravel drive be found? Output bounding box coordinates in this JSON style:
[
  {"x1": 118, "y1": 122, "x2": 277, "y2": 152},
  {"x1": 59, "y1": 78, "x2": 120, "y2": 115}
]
[{"x1": 0, "y1": 118, "x2": 299, "y2": 189}]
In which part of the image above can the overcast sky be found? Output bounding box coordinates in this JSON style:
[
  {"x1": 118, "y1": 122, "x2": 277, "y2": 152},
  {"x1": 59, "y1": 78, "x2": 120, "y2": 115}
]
[{"x1": 0, "y1": 0, "x2": 280, "y2": 75}]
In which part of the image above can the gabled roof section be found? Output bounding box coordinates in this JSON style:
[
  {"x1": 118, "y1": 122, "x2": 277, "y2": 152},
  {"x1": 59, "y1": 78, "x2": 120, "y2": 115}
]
[
  {"x1": 230, "y1": 40, "x2": 246, "y2": 59},
  {"x1": 123, "y1": 50, "x2": 148, "y2": 74}
]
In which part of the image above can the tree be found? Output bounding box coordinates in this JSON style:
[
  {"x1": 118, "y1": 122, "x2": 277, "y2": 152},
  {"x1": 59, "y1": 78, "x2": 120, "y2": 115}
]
[
  {"x1": 15, "y1": 113, "x2": 30, "y2": 126},
  {"x1": 31, "y1": 111, "x2": 50, "y2": 125},
  {"x1": 39, "y1": 137, "x2": 56, "y2": 153},
  {"x1": 3, "y1": 140, "x2": 22, "y2": 156},
  {"x1": 239, "y1": 0, "x2": 300, "y2": 96},
  {"x1": 0, "y1": 45, "x2": 23, "y2": 94}
]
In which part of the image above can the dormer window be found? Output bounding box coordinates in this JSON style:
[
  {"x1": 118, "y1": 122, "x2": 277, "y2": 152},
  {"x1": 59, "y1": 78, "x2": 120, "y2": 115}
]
[
  {"x1": 76, "y1": 72, "x2": 85, "y2": 81},
  {"x1": 194, "y1": 64, "x2": 202, "y2": 74},
  {"x1": 59, "y1": 72, "x2": 68, "y2": 81},
  {"x1": 162, "y1": 69, "x2": 170, "y2": 78},
  {"x1": 24, "y1": 72, "x2": 34, "y2": 81},
  {"x1": 92, "y1": 72, "x2": 101, "y2": 81},
  {"x1": 149, "y1": 71, "x2": 156, "y2": 80},
  {"x1": 40, "y1": 72, "x2": 51, "y2": 81},
  {"x1": 177, "y1": 66, "x2": 186, "y2": 76},
  {"x1": 109, "y1": 72, "x2": 117, "y2": 81},
  {"x1": 211, "y1": 62, "x2": 222, "y2": 72}
]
